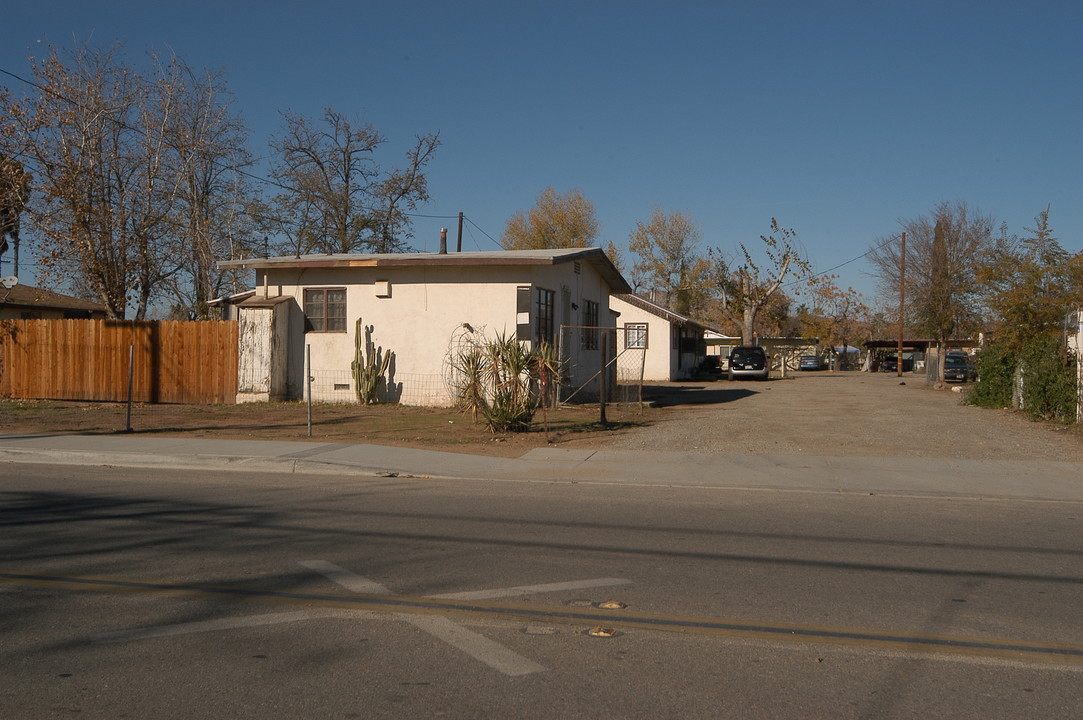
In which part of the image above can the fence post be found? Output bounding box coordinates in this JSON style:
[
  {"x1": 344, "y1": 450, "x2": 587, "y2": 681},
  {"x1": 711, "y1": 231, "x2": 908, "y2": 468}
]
[
  {"x1": 306, "y1": 344, "x2": 313, "y2": 437},
  {"x1": 125, "y1": 344, "x2": 134, "y2": 433},
  {"x1": 599, "y1": 332, "x2": 608, "y2": 425}
]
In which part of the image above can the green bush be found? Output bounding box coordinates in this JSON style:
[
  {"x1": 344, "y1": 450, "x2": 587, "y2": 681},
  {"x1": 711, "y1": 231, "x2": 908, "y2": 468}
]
[
  {"x1": 967, "y1": 343, "x2": 1015, "y2": 409},
  {"x1": 1020, "y1": 334, "x2": 1077, "y2": 423},
  {"x1": 967, "y1": 335, "x2": 1077, "y2": 423}
]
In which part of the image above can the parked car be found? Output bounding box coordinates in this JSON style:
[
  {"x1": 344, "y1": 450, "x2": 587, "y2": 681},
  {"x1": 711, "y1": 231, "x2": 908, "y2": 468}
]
[
  {"x1": 727, "y1": 345, "x2": 769, "y2": 381},
  {"x1": 799, "y1": 355, "x2": 827, "y2": 371},
  {"x1": 693, "y1": 355, "x2": 723, "y2": 380},
  {"x1": 880, "y1": 355, "x2": 913, "y2": 372},
  {"x1": 943, "y1": 353, "x2": 977, "y2": 383}
]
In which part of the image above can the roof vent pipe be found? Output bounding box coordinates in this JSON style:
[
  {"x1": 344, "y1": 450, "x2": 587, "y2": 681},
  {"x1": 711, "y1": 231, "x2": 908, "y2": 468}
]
[{"x1": 439, "y1": 227, "x2": 448, "y2": 254}]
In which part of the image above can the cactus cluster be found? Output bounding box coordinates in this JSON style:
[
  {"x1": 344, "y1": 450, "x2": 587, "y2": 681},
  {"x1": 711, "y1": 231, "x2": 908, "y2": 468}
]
[{"x1": 351, "y1": 317, "x2": 392, "y2": 405}]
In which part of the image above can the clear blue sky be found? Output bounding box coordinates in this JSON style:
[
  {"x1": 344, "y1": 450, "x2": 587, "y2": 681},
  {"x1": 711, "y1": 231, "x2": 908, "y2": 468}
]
[{"x1": 3, "y1": 1, "x2": 1081, "y2": 306}]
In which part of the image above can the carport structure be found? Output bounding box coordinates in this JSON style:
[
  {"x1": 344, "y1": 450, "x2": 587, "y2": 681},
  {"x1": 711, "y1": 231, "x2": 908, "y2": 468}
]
[{"x1": 863, "y1": 339, "x2": 978, "y2": 375}]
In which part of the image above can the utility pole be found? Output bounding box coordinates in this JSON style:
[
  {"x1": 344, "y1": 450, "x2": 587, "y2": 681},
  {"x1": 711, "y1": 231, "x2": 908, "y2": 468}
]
[
  {"x1": 457, "y1": 212, "x2": 464, "y2": 252},
  {"x1": 897, "y1": 231, "x2": 906, "y2": 378}
]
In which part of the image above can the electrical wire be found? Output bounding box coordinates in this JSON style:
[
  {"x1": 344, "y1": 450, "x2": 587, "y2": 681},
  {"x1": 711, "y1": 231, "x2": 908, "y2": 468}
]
[{"x1": 783, "y1": 233, "x2": 900, "y2": 291}]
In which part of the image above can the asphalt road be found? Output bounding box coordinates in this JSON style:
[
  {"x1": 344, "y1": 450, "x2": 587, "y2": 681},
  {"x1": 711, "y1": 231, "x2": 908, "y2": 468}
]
[{"x1": 2, "y1": 462, "x2": 1081, "y2": 719}]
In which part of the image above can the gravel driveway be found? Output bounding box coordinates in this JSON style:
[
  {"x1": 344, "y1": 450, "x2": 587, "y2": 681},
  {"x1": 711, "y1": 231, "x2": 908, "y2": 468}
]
[{"x1": 608, "y1": 371, "x2": 1083, "y2": 462}]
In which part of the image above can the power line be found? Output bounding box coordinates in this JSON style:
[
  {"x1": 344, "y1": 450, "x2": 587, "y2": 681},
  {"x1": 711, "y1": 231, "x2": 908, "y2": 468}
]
[
  {"x1": 462, "y1": 215, "x2": 503, "y2": 249},
  {"x1": 784, "y1": 233, "x2": 900, "y2": 291}
]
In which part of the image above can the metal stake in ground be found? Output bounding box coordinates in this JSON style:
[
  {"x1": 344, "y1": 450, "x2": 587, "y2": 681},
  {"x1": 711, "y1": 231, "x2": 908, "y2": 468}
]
[
  {"x1": 125, "y1": 344, "x2": 134, "y2": 433},
  {"x1": 306, "y1": 344, "x2": 313, "y2": 437}
]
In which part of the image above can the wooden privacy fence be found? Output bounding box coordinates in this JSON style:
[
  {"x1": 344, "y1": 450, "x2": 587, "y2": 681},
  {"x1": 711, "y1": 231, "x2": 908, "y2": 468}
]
[{"x1": 0, "y1": 319, "x2": 239, "y2": 404}]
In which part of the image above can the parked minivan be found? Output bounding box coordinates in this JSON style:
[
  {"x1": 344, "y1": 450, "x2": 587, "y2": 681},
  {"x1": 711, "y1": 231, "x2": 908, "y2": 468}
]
[{"x1": 727, "y1": 345, "x2": 769, "y2": 381}]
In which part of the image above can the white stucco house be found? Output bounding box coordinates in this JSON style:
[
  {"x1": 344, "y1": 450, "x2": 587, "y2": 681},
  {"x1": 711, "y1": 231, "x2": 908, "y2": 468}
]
[
  {"x1": 609, "y1": 294, "x2": 720, "y2": 381},
  {"x1": 217, "y1": 248, "x2": 632, "y2": 406}
]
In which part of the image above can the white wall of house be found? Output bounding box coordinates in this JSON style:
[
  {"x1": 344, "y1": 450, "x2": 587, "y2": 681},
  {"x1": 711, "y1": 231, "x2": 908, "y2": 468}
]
[
  {"x1": 1067, "y1": 310, "x2": 1083, "y2": 422},
  {"x1": 255, "y1": 260, "x2": 615, "y2": 406},
  {"x1": 609, "y1": 295, "x2": 684, "y2": 381}
]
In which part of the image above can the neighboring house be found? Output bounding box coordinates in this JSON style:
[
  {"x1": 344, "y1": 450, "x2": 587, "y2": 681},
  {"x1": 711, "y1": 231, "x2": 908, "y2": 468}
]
[
  {"x1": 217, "y1": 248, "x2": 632, "y2": 406},
  {"x1": 610, "y1": 294, "x2": 718, "y2": 381},
  {"x1": 0, "y1": 283, "x2": 108, "y2": 319}
]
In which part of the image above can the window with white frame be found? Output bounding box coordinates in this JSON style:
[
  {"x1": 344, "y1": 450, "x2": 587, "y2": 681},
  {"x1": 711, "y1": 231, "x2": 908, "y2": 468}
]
[{"x1": 626, "y1": 323, "x2": 647, "y2": 349}]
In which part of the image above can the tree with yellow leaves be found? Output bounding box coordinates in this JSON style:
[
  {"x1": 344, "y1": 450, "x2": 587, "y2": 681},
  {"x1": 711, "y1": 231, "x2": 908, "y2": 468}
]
[
  {"x1": 501, "y1": 187, "x2": 599, "y2": 250},
  {"x1": 628, "y1": 208, "x2": 711, "y2": 318}
]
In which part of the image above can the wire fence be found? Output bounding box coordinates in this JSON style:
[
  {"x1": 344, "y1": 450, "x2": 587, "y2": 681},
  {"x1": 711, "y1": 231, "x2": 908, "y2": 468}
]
[
  {"x1": 3, "y1": 323, "x2": 650, "y2": 434},
  {"x1": 557, "y1": 325, "x2": 646, "y2": 408}
]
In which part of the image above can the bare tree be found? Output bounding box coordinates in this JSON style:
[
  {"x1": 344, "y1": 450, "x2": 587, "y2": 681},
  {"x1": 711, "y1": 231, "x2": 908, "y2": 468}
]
[
  {"x1": 0, "y1": 151, "x2": 31, "y2": 274},
  {"x1": 371, "y1": 132, "x2": 440, "y2": 253},
  {"x1": 713, "y1": 219, "x2": 808, "y2": 345},
  {"x1": 868, "y1": 201, "x2": 991, "y2": 378},
  {"x1": 266, "y1": 109, "x2": 439, "y2": 256},
  {"x1": 4, "y1": 43, "x2": 180, "y2": 319},
  {"x1": 157, "y1": 56, "x2": 257, "y2": 318}
]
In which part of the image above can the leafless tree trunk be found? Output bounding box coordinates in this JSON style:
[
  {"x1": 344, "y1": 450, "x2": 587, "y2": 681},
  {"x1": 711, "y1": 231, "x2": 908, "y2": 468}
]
[
  {"x1": 158, "y1": 56, "x2": 256, "y2": 318},
  {"x1": 868, "y1": 201, "x2": 992, "y2": 378},
  {"x1": 714, "y1": 219, "x2": 807, "y2": 345},
  {"x1": 265, "y1": 109, "x2": 437, "y2": 256}
]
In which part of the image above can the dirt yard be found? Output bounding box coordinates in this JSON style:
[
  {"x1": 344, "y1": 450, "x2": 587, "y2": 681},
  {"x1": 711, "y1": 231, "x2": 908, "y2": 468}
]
[{"x1": 3, "y1": 372, "x2": 1082, "y2": 461}]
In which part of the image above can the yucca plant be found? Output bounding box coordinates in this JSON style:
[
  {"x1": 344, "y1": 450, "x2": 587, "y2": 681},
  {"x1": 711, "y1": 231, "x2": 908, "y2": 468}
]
[
  {"x1": 448, "y1": 330, "x2": 561, "y2": 433},
  {"x1": 454, "y1": 344, "x2": 487, "y2": 423}
]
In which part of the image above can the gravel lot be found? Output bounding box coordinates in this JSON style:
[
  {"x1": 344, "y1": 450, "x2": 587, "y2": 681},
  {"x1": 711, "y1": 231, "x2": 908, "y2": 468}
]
[{"x1": 614, "y1": 371, "x2": 1083, "y2": 462}]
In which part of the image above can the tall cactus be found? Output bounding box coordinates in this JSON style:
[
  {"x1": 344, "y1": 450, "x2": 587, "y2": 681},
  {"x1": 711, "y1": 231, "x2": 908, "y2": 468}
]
[{"x1": 351, "y1": 317, "x2": 392, "y2": 405}]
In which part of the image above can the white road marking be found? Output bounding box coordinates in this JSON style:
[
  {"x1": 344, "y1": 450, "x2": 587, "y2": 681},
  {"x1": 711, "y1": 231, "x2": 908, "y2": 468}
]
[
  {"x1": 299, "y1": 559, "x2": 391, "y2": 595},
  {"x1": 91, "y1": 561, "x2": 629, "y2": 677},
  {"x1": 430, "y1": 577, "x2": 631, "y2": 601},
  {"x1": 91, "y1": 609, "x2": 358, "y2": 644},
  {"x1": 404, "y1": 615, "x2": 546, "y2": 676},
  {"x1": 302, "y1": 560, "x2": 548, "y2": 676}
]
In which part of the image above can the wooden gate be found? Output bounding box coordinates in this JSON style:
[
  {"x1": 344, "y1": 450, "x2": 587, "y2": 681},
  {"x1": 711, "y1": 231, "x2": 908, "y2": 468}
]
[{"x1": 0, "y1": 319, "x2": 239, "y2": 404}]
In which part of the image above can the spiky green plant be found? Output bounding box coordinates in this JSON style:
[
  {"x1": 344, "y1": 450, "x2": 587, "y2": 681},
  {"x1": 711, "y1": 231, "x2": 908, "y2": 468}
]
[
  {"x1": 447, "y1": 330, "x2": 562, "y2": 432},
  {"x1": 351, "y1": 318, "x2": 392, "y2": 405},
  {"x1": 455, "y1": 344, "x2": 486, "y2": 422}
]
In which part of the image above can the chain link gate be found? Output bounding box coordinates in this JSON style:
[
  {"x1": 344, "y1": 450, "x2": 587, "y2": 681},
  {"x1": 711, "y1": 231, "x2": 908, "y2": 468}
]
[{"x1": 556, "y1": 325, "x2": 646, "y2": 409}]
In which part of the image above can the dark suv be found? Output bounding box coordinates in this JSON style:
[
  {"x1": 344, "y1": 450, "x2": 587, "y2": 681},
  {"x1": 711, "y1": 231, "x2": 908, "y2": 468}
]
[
  {"x1": 727, "y1": 345, "x2": 768, "y2": 381},
  {"x1": 943, "y1": 353, "x2": 976, "y2": 383}
]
